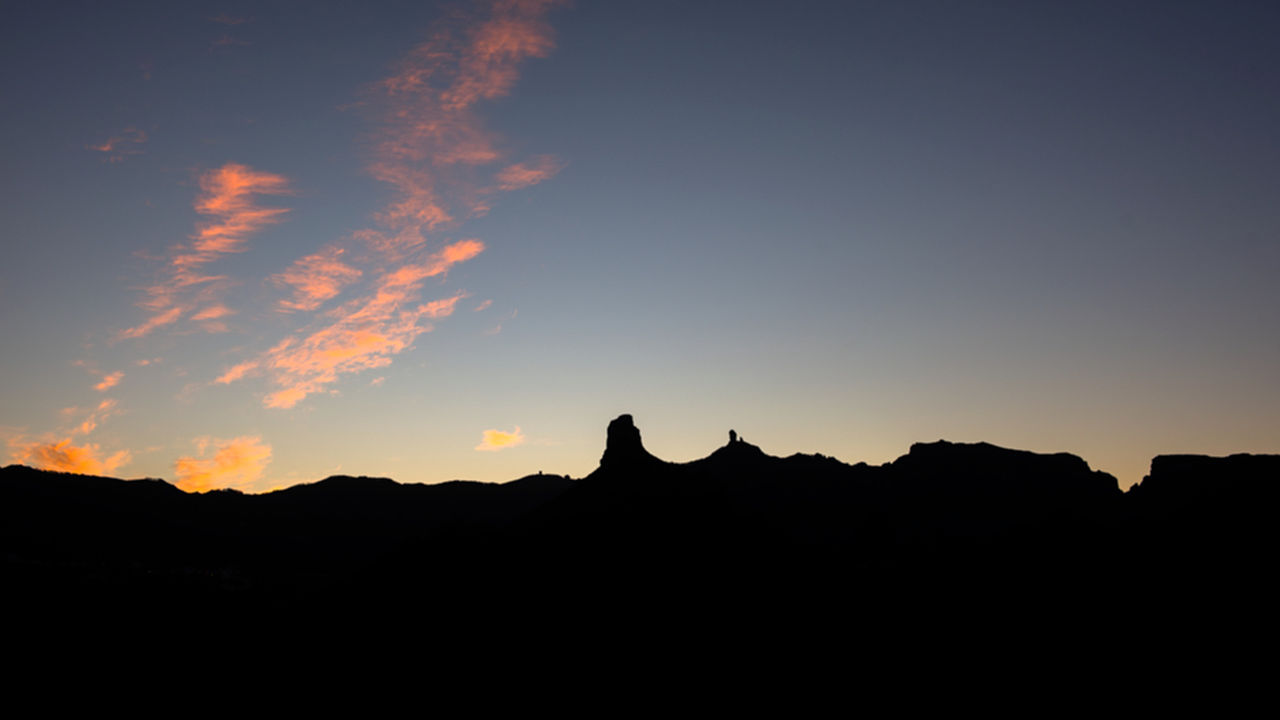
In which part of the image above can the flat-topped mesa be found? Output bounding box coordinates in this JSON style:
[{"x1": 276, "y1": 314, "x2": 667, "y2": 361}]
[
  {"x1": 599, "y1": 414, "x2": 662, "y2": 468},
  {"x1": 1130, "y1": 453, "x2": 1280, "y2": 506},
  {"x1": 891, "y1": 440, "x2": 1121, "y2": 502}
]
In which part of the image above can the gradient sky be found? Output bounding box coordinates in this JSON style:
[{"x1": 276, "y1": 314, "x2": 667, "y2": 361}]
[{"x1": 3, "y1": 0, "x2": 1278, "y2": 491}]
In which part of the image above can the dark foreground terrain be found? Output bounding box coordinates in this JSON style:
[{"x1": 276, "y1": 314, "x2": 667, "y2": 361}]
[{"x1": 4, "y1": 415, "x2": 1275, "y2": 690}]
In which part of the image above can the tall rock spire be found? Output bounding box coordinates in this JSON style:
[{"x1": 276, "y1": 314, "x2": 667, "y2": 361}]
[{"x1": 599, "y1": 414, "x2": 661, "y2": 468}]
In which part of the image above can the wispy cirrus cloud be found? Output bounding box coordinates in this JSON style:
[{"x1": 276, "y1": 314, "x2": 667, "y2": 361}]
[
  {"x1": 88, "y1": 128, "x2": 147, "y2": 163},
  {"x1": 475, "y1": 426, "x2": 525, "y2": 451},
  {"x1": 120, "y1": 163, "x2": 292, "y2": 341},
  {"x1": 493, "y1": 155, "x2": 564, "y2": 191},
  {"x1": 219, "y1": 0, "x2": 562, "y2": 409},
  {"x1": 74, "y1": 399, "x2": 120, "y2": 436},
  {"x1": 218, "y1": 239, "x2": 480, "y2": 406},
  {"x1": 174, "y1": 436, "x2": 272, "y2": 493}
]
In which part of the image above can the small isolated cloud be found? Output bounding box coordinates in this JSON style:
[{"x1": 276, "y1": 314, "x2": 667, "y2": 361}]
[
  {"x1": 174, "y1": 436, "x2": 272, "y2": 493},
  {"x1": 475, "y1": 426, "x2": 525, "y2": 452},
  {"x1": 95, "y1": 371, "x2": 124, "y2": 392},
  {"x1": 88, "y1": 128, "x2": 147, "y2": 163},
  {"x1": 473, "y1": 299, "x2": 492, "y2": 312},
  {"x1": 11, "y1": 439, "x2": 132, "y2": 476}
]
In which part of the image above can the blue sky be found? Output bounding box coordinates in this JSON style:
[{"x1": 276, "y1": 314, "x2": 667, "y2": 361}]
[{"x1": 3, "y1": 1, "x2": 1278, "y2": 490}]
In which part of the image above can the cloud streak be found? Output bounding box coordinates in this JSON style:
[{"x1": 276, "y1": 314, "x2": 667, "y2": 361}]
[
  {"x1": 174, "y1": 436, "x2": 272, "y2": 493},
  {"x1": 75, "y1": 399, "x2": 121, "y2": 435},
  {"x1": 120, "y1": 163, "x2": 292, "y2": 341},
  {"x1": 493, "y1": 155, "x2": 564, "y2": 191},
  {"x1": 88, "y1": 128, "x2": 147, "y2": 163},
  {"x1": 95, "y1": 371, "x2": 124, "y2": 392}
]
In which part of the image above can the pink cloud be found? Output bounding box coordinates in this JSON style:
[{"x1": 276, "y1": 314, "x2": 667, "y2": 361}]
[
  {"x1": 119, "y1": 164, "x2": 292, "y2": 341},
  {"x1": 88, "y1": 128, "x2": 147, "y2": 163},
  {"x1": 493, "y1": 155, "x2": 564, "y2": 191},
  {"x1": 95, "y1": 371, "x2": 124, "y2": 392},
  {"x1": 219, "y1": 1, "x2": 562, "y2": 408},
  {"x1": 260, "y1": 288, "x2": 466, "y2": 409},
  {"x1": 272, "y1": 247, "x2": 363, "y2": 312},
  {"x1": 215, "y1": 359, "x2": 260, "y2": 385}
]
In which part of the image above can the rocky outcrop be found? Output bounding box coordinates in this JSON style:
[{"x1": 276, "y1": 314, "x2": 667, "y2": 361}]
[{"x1": 597, "y1": 413, "x2": 663, "y2": 469}]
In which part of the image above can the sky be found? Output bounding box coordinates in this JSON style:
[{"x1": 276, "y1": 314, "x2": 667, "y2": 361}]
[{"x1": 2, "y1": 0, "x2": 1278, "y2": 492}]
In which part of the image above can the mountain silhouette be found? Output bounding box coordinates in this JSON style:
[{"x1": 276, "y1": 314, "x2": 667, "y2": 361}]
[{"x1": 3, "y1": 413, "x2": 1275, "y2": 680}]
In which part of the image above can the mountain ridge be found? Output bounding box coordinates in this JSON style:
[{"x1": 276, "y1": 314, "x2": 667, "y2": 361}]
[{"x1": 3, "y1": 414, "x2": 1275, "y2": 625}]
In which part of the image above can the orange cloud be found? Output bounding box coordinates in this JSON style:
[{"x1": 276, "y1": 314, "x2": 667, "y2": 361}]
[
  {"x1": 215, "y1": 359, "x2": 259, "y2": 385},
  {"x1": 493, "y1": 155, "x2": 564, "y2": 191},
  {"x1": 88, "y1": 128, "x2": 147, "y2": 163},
  {"x1": 75, "y1": 399, "x2": 121, "y2": 436},
  {"x1": 475, "y1": 426, "x2": 525, "y2": 452},
  {"x1": 273, "y1": 246, "x2": 363, "y2": 312},
  {"x1": 11, "y1": 439, "x2": 132, "y2": 476},
  {"x1": 474, "y1": 299, "x2": 493, "y2": 312},
  {"x1": 260, "y1": 289, "x2": 466, "y2": 409},
  {"x1": 174, "y1": 436, "x2": 272, "y2": 493},
  {"x1": 220, "y1": 237, "x2": 480, "y2": 408},
  {"x1": 95, "y1": 371, "x2": 124, "y2": 392},
  {"x1": 191, "y1": 305, "x2": 234, "y2": 321},
  {"x1": 191, "y1": 164, "x2": 291, "y2": 256},
  {"x1": 120, "y1": 164, "x2": 291, "y2": 341}
]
